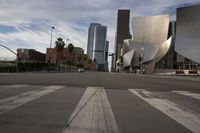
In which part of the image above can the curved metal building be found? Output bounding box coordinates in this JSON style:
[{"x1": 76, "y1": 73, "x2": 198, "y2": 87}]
[
  {"x1": 122, "y1": 15, "x2": 171, "y2": 73},
  {"x1": 175, "y1": 5, "x2": 200, "y2": 63},
  {"x1": 132, "y1": 15, "x2": 169, "y2": 45}
]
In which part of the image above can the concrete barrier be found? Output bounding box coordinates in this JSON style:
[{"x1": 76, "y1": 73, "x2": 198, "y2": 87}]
[
  {"x1": 188, "y1": 70, "x2": 199, "y2": 75},
  {"x1": 175, "y1": 70, "x2": 185, "y2": 75}
]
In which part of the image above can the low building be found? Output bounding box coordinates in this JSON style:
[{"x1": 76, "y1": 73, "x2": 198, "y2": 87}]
[
  {"x1": 46, "y1": 47, "x2": 84, "y2": 64},
  {"x1": 17, "y1": 49, "x2": 46, "y2": 62}
]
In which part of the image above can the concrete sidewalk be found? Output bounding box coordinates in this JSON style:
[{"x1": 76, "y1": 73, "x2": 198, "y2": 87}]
[{"x1": 154, "y1": 73, "x2": 200, "y2": 82}]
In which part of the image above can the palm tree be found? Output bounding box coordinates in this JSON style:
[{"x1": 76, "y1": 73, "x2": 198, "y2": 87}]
[
  {"x1": 68, "y1": 43, "x2": 74, "y2": 62},
  {"x1": 67, "y1": 43, "x2": 74, "y2": 70},
  {"x1": 55, "y1": 37, "x2": 65, "y2": 66}
]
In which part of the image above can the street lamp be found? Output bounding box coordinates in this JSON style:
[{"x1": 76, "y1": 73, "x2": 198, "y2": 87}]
[
  {"x1": 66, "y1": 38, "x2": 69, "y2": 45},
  {"x1": 108, "y1": 52, "x2": 115, "y2": 72},
  {"x1": 140, "y1": 47, "x2": 144, "y2": 74},
  {"x1": 50, "y1": 26, "x2": 55, "y2": 48}
]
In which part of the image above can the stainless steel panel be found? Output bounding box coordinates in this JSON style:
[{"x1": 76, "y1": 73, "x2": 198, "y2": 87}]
[
  {"x1": 175, "y1": 5, "x2": 200, "y2": 63},
  {"x1": 132, "y1": 15, "x2": 169, "y2": 45},
  {"x1": 123, "y1": 49, "x2": 135, "y2": 67}
]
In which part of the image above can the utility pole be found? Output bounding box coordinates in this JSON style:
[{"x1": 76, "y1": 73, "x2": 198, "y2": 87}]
[
  {"x1": 50, "y1": 26, "x2": 55, "y2": 48},
  {"x1": 140, "y1": 47, "x2": 144, "y2": 74}
]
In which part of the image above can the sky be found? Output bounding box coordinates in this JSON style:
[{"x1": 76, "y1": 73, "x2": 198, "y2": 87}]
[{"x1": 0, "y1": 0, "x2": 200, "y2": 60}]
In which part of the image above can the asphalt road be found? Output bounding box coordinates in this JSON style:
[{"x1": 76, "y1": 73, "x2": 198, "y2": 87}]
[
  {"x1": 0, "y1": 72, "x2": 199, "y2": 133},
  {"x1": 0, "y1": 72, "x2": 200, "y2": 91}
]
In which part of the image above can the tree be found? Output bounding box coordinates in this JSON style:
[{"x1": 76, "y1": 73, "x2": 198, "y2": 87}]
[
  {"x1": 68, "y1": 43, "x2": 74, "y2": 53},
  {"x1": 68, "y1": 43, "x2": 74, "y2": 62},
  {"x1": 66, "y1": 43, "x2": 74, "y2": 71},
  {"x1": 84, "y1": 58, "x2": 94, "y2": 70},
  {"x1": 75, "y1": 54, "x2": 94, "y2": 70},
  {"x1": 55, "y1": 37, "x2": 65, "y2": 66}
]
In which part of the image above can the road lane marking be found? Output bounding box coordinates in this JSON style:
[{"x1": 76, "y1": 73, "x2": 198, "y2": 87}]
[
  {"x1": 63, "y1": 87, "x2": 119, "y2": 133},
  {"x1": 129, "y1": 89, "x2": 200, "y2": 133},
  {"x1": 173, "y1": 91, "x2": 200, "y2": 100},
  {"x1": 100, "y1": 88, "x2": 120, "y2": 133},
  {"x1": 0, "y1": 85, "x2": 65, "y2": 115}
]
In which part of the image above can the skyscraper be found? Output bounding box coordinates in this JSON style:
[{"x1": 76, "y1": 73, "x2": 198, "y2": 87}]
[
  {"x1": 87, "y1": 23, "x2": 101, "y2": 59},
  {"x1": 93, "y1": 25, "x2": 107, "y2": 70},
  {"x1": 114, "y1": 9, "x2": 132, "y2": 68},
  {"x1": 87, "y1": 23, "x2": 108, "y2": 71}
]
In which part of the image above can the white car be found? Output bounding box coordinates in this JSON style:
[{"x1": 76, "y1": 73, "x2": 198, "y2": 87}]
[{"x1": 78, "y1": 68, "x2": 84, "y2": 72}]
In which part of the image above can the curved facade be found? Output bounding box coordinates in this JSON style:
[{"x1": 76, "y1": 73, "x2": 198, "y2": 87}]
[
  {"x1": 122, "y1": 15, "x2": 171, "y2": 73},
  {"x1": 132, "y1": 15, "x2": 169, "y2": 45},
  {"x1": 175, "y1": 5, "x2": 200, "y2": 63},
  {"x1": 123, "y1": 49, "x2": 135, "y2": 67},
  {"x1": 123, "y1": 37, "x2": 172, "y2": 67}
]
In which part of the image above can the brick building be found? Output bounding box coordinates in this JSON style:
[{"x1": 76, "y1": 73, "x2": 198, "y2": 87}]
[{"x1": 46, "y1": 47, "x2": 84, "y2": 64}]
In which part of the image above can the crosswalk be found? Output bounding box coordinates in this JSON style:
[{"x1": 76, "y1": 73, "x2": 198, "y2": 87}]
[
  {"x1": 129, "y1": 89, "x2": 200, "y2": 133},
  {"x1": 0, "y1": 84, "x2": 200, "y2": 133},
  {"x1": 0, "y1": 85, "x2": 65, "y2": 115},
  {"x1": 7, "y1": 84, "x2": 29, "y2": 88},
  {"x1": 172, "y1": 91, "x2": 200, "y2": 100},
  {"x1": 63, "y1": 87, "x2": 120, "y2": 133}
]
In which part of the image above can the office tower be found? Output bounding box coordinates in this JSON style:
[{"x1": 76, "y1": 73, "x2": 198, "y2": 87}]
[
  {"x1": 114, "y1": 9, "x2": 132, "y2": 68},
  {"x1": 87, "y1": 23, "x2": 101, "y2": 59},
  {"x1": 87, "y1": 23, "x2": 108, "y2": 71},
  {"x1": 93, "y1": 25, "x2": 107, "y2": 70}
]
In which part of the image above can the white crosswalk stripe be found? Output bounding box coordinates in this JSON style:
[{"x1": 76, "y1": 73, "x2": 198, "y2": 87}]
[
  {"x1": 0, "y1": 85, "x2": 65, "y2": 115},
  {"x1": 63, "y1": 87, "x2": 120, "y2": 133},
  {"x1": 7, "y1": 84, "x2": 29, "y2": 88},
  {"x1": 129, "y1": 89, "x2": 200, "y2": 133},
  {"x1": 173, "y1": 91, "x2": 200, "y2": 100},
  {"x1": 1, "y1": 84, "x2": 200, "y2": 133},
  {"x1": 0, "y1": 84, "x2": 29, "y2": 88}
]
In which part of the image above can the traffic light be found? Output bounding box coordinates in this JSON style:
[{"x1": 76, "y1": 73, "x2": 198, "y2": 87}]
[
  {"x1": 47, "y1": 58, "x2": 51, "y2": 63},
  {"x1": 139, "y1": 57, "x2": 143, "y2": 62},
  {"x1": 17, "y1": 53, "x2": 21, "y2": 61}
]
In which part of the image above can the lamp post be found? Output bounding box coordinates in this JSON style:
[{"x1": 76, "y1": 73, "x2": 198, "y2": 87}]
[
  {"x1": 140, "y1": 47, "x2": 144, "y2": 74},
  {"x1": 50, "y1": 26, "x2": 55, "y2": 48},
  {"x1": 48, "y1": 26, "x2": 55, "y2": 72},
  {"x1": 108, "y1": 52, "x2": 115, "y2": 72},
  {"x1": 66, "y1": 39, "x2": 69, "y2": 45}
]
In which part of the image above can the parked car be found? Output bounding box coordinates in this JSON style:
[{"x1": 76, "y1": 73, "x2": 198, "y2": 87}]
[{"x1": 78, "y1": 68, "x2": 84, "y2": 72}]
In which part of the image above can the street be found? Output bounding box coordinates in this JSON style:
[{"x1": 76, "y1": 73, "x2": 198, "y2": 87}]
[{"x1": 0, "y1": 72, "x2": 200, "y2": 133}]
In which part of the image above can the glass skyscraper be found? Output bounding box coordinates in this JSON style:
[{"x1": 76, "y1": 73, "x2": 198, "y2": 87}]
[
  {"x1": 87, "y1": 23, "x2": 101, "y2": 59},
  {"x1": 87, "y1": 23, "x2": 108, "y2": 71}
]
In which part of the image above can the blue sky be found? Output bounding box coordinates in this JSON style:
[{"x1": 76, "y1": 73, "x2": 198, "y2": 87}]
[{"x1": 0, "y1": 0, "x2": 200, "y2": 60}]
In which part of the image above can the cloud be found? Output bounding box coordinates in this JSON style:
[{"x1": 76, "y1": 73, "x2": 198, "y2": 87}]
[{"x1": 0, "y1": 0, "x2": 200, "y2": 60}]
